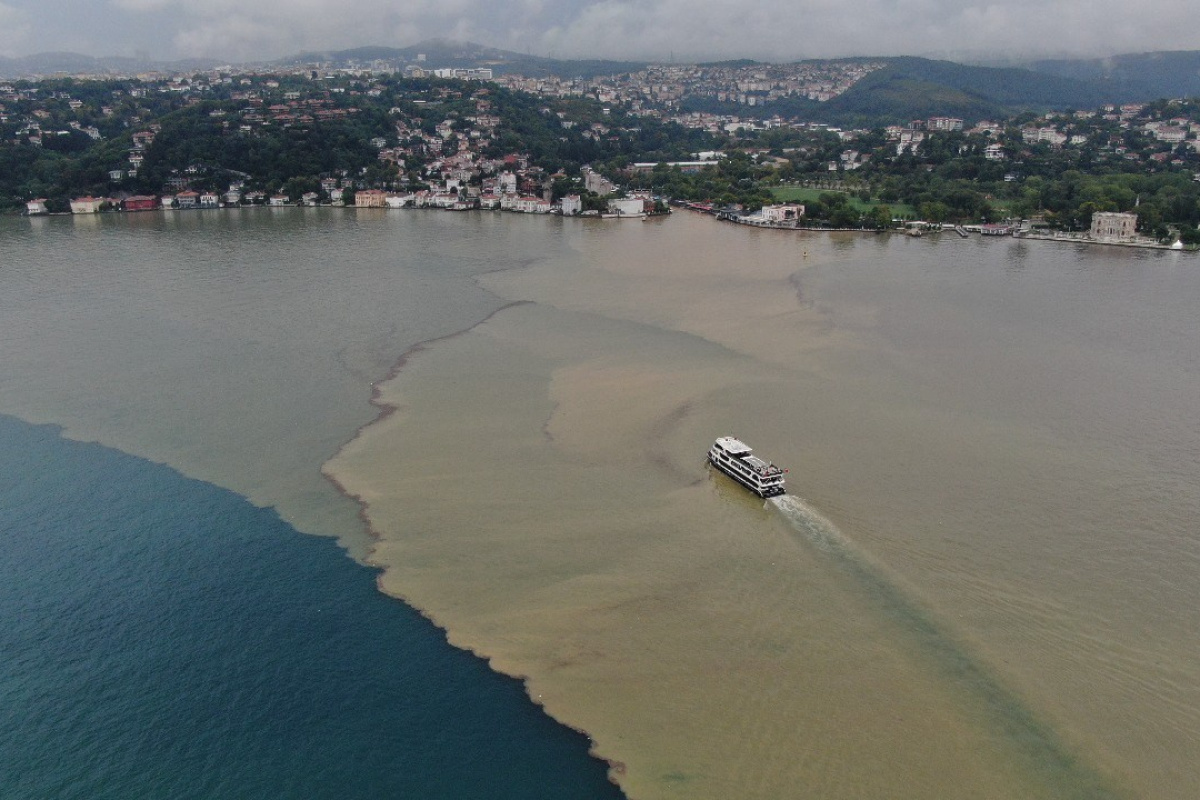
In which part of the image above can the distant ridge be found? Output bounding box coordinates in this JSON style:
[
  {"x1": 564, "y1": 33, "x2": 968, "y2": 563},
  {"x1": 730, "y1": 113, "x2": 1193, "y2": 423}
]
[
  {"x1": 0, "y1": 51, "x2": 221, "y2": 79},
  {"x1": 1025, "y1": 50, "x2": 1200, "y2": 102},
  {"x1": 4, "y1": 39, "x2": 1198, "y2": 122},
  {"x1": 809, "y1": 57, "x2": 1115, "y2": 124},
  {"x1": 281, "y1": 40, "x2": 647, "y2": 79},
  {"x1": 680, "y1": 56, "x2": 1120, "y2": 126}
]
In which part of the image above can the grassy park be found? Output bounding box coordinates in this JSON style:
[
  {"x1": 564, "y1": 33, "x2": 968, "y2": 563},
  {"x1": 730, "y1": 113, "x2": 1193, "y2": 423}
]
[{"x1": 771, "y1": 186, "x2": 917, "y2": 218}]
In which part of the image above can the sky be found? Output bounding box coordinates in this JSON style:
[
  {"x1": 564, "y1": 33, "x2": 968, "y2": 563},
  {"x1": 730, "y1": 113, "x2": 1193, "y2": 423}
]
[{"x1": 0, "y1": 0, "x2": 1195, "y2": 64}]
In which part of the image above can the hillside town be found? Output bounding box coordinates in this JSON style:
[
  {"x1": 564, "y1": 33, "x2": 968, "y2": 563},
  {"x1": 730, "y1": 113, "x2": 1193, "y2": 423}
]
[
  {"x1": 495, "y1": 60, "x2": 884, "y2": 110},
  {"x1": 2, "y1": 72, "x2": 672, "y2": 218},
  {"x1": 4, "y1": 61, "x2": 1200, "y2": 245}
]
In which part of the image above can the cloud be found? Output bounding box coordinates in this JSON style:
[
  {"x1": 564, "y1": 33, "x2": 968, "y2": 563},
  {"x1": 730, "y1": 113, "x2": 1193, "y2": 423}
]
[
  {"x1": 109, "y1": 0, "x2": 172, "y2": 9},
  {"x1": 13, "y1": 0, "x2": 1200, "y2": 62},
  {"x1": 0, "y1": 2, "x2": 31, "y2": 56},
  {"x1": 527, "y1": 0, "x2": 1200, "y2": 62},
  {"x1": 119, "y1": 0, "x2": 491, "y2": 61}
]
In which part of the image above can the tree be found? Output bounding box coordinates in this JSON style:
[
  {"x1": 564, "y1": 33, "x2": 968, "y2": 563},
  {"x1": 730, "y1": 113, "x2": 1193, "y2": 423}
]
[
  {"x1": 869, "y1": 205, "x2": 894, "y2": 229},
  {"x1": 918, "y1": 201, "x2": 950, "y2": 223},
  {"x1": 829, "y1": 204, "x2": 861, "y2": 228}
]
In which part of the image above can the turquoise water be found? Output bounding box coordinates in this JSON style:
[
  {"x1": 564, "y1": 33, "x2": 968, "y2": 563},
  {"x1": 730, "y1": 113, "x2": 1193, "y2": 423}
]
[{"x1": 0, "y1": 414, "x2": 623, "y2": 800}]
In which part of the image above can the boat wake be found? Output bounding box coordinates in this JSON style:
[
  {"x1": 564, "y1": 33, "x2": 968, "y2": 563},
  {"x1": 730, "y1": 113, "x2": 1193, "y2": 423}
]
[
  {"x1": 769, "y1": 494, "x2": 856, "y2": 557},
  {"x1": 766, "y1": 493, "x2": 1124, "y2": 799}
]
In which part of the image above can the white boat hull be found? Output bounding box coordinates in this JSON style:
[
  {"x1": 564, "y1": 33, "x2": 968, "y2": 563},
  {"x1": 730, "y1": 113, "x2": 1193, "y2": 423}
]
[{"x1": 708, "y1": 437, "x2": 786, "y2": 498}]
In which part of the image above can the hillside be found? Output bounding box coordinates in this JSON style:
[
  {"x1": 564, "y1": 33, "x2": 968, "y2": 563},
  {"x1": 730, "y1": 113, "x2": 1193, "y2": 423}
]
[
  {"x1": 1026, "y1": 50, "x2": 1200, "y2": 102},
  {"x1": 801, "y1": 57, "x2": 1118, "y2": 125},
  {"x1": 5, "y1": 42, "x2": 1198, "y2": 125},
  {"x1": 875, "y1": 57, "x2": 1114, "y2": 109},
  {"x1": 683, "y1": 56, "x2": 1120, "y2": 126}
]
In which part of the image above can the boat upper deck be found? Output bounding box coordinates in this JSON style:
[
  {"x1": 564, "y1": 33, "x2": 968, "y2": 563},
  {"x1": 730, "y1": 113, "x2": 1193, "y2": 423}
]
[
  {"x1": 713, "y1": 436, "x2": 752, "y2": 456},
  {"x1": 743, "y1": 454, "x2": 783, "y2": 475},
  {"x1": 711, "y1": 437, "x2": 784, "y2": 476}
]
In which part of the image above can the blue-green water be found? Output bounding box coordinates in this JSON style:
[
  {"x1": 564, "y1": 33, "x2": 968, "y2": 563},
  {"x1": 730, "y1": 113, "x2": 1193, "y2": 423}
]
[{"x1": 0, "y1": 414, "x2": 623, "y2": 800}]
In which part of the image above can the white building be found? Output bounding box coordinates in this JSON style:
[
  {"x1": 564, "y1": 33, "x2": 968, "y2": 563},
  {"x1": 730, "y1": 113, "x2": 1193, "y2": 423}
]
[
  {"x1": 607, "y1": 197, "x2": 646, "y2": 218},
  {"x1": 582, "y1": 166, "x2": 617, "y2": 196},
  {"x1": 559, "y1": 194, "x2": 582, "y2": 215},
  {"x1": 498, "y1": 170, "x2": 518, "y2": 195},
  {"x1": 70, "y1": 196, "x2": 103, "y2": 214},
  {"x1": 896, "y1": 130, "x2": 924, "y2": 154},
  {"x1": 499, "y1": 194, "x2": 550, "y2": 214},
  {"x1": 1022, "y1": 127, "x2": 1067, "y2": 146},
  {"x1": 385, "y1": 194, "x2": 411, "y2": 209},
  {"x1": 432, "y1": 67, "x2": 493, "y2": 80},
  {"x1": 1155, "y1": 126, "x2": 1187, "y2": 143},
  {"x1": 1090, "y1": 211, "x2": 1137, "y2": 241},
  {"x1": 354, "y1": 189, "x2": 388, "y2": 208},
  {"x1": 927, "y1": 117, "x2": 964, "y2": 131},
  {"x1": 759, "y1": 204, "x2": 804, "y2": 223},
  {"x1": 516, "y1": 196, "x2": 552, "y2": 214}
]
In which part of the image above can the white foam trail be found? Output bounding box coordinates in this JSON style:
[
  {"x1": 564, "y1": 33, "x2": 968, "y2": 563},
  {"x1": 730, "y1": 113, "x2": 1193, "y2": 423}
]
[
  {"x1": 769, "y1": 494, "x2": 1122, "y2": 798},
  {"x1": 769, "y1": 494, "x2": 854, "y2": 556}
]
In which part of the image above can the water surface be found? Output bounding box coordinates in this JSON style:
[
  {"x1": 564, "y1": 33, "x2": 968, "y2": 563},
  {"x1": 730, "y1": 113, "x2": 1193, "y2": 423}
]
[
  {"x1": 0, "y1": 414, "x2": 623, "y2": 799},
  {"x1": 332, "y1": 214, "x2": 1200, "y2": 799},
  {"x1": 4, "y1": 209, "x2": 1199, "y2": 799}
]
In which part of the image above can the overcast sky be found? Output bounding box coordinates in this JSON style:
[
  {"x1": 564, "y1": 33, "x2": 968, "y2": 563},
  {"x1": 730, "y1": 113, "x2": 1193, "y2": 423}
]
[{"x1": 0, "y1": 0, "x2": 1195, "y2": 64}]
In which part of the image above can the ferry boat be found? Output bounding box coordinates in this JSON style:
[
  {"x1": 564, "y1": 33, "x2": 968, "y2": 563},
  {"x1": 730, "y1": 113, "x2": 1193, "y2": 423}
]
[{"x1": 707, "y1": 437, "x2": 786, "y2": 498}]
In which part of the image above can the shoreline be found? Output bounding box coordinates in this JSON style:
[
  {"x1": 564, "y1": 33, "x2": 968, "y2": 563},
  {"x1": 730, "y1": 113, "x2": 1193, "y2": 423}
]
[
  {"x1": 25, "y1": 203, "x2": 1198, "y2": 252},
  {"x1": 320, "y1": 300, "x2": 633, "y2": 795},
  {"x1": 1012, "y1": 231, "x2": 1191, "y2": 250}
]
